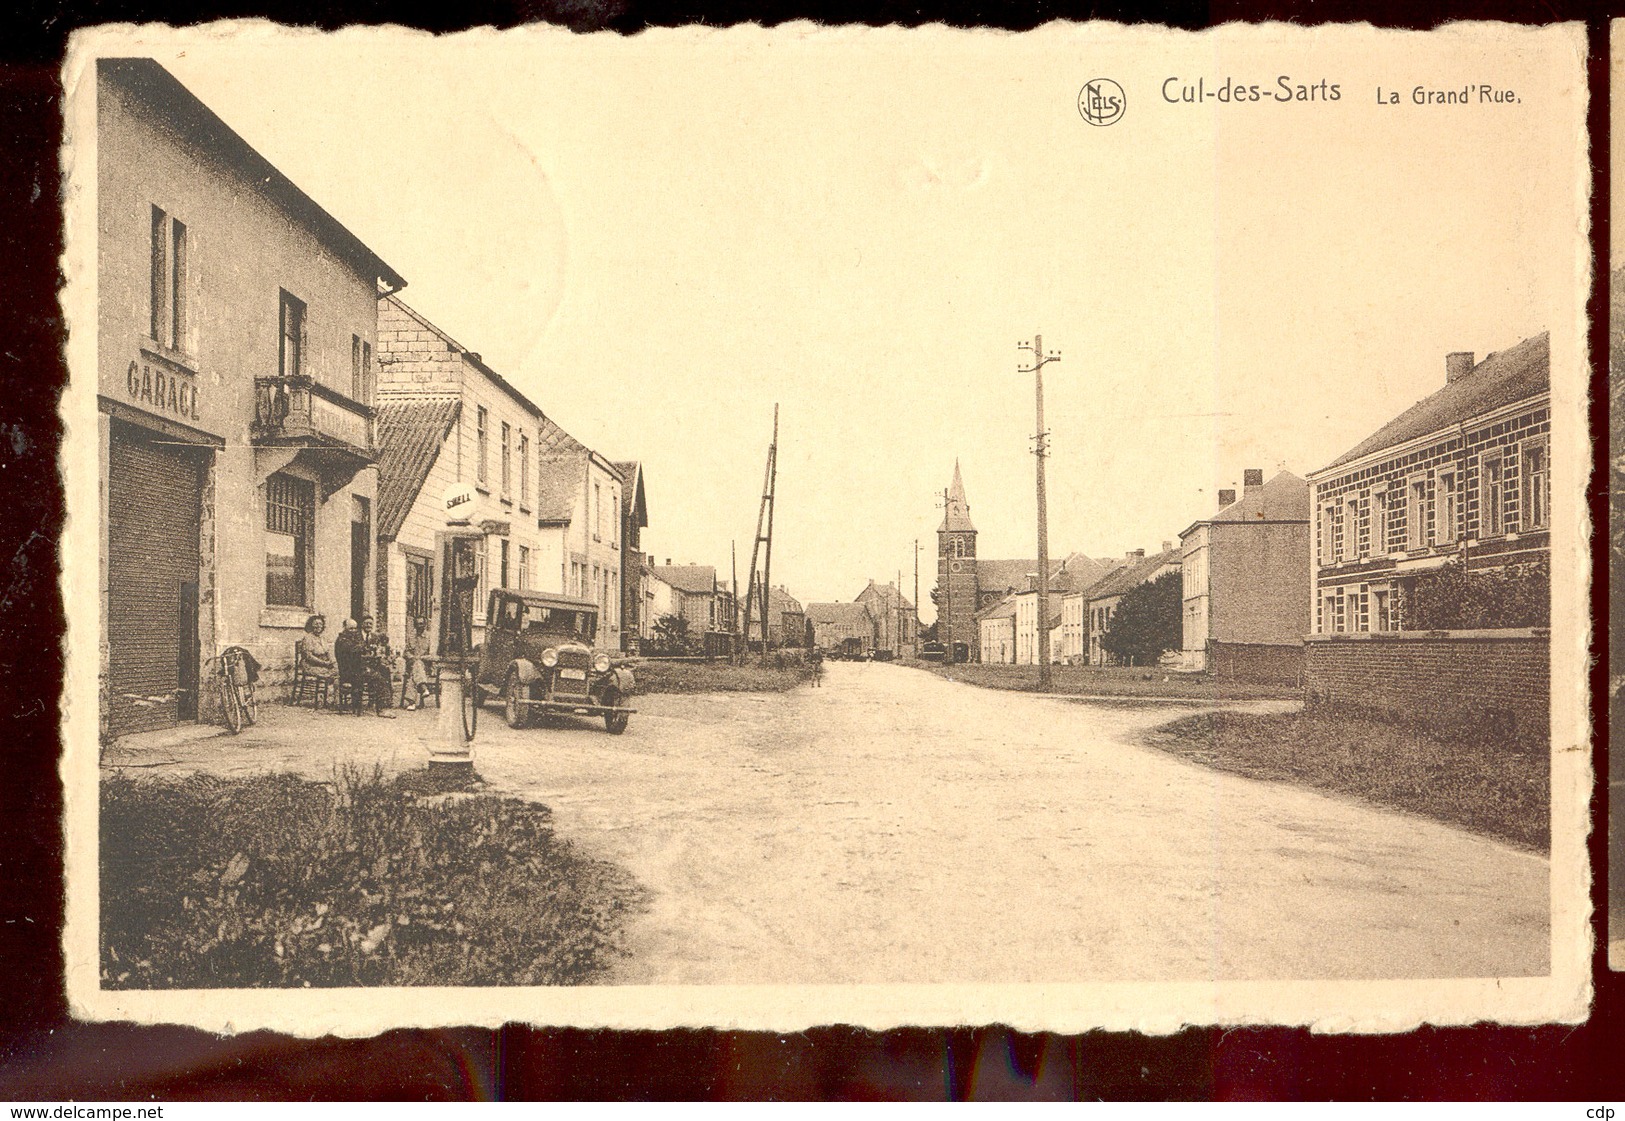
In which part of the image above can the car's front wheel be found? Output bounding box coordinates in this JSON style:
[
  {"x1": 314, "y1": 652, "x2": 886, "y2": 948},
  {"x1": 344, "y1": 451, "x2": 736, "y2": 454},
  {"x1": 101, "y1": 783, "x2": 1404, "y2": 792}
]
[{"x1": 504, "y1": 669, "x2": 530, "y2": 729}]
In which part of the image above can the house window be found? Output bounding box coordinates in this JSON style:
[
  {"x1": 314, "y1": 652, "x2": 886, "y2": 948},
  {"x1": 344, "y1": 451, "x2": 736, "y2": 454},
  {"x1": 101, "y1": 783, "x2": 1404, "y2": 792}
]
[
  {"x1": 1406, "y1": 478, "x2": 1429, "y2": 550},
  {"x1": 501, "y1": 422, "x2": 512, "y2": 496},
  {"x1": 1354, "y1": 585, "x2": 1369, "y2": 632},
  {"x1": 351, "y1": 335, "x2": 363, "y2": 401},
  {"x1": 500, "y1": 538, "x2": 510, "y2": 588},
  {"x1": 1372, "y1": 489, "x2": 1389, "y2": 554},
  {"x1": 476, "y1": 407, "x2": 489, "y2": 485},
  {"x1": 473, "y1": 537, "x2": 488, "y2": 611},
  {"x1": 1438, "y1": 469, "x2": 1458, "y2": 545},
  {"x1": 1373, "y1": 585, "x2": 1394, "y2": 632},
  {"x1": 149, "y1": 207, "x2": 186, "y2": 351},
  {"x1": 1320, "y1": 505, "x2": 1336, "y2": 565},
  {"x1": 405, "y1": 553, "x2": 433, "y2": 626},
  {"x1": 279, "y1": 290, "x2": 305, "y2": 379},
  {"x1": 519, "y1": 435, "x2": 530, "y2": 508},
  {"x1": 265, "y1": 473, "x2": 314, "y2": 607},
  {"x1": 593, "y1": 483, "x2": 603, "y2": 541},
  {"x1": 518, "y1": 545, "x2": 530, "y2": 590},
  {"x1": 1520, "y1": 439, "x2": 1549, "y2": 530},
  {"x1": 610, "y1": 488, "x2": 618, "y2": 549},
  {"x1": 1481, "y1": 452, "x2": 1505, "y2": 536},
  {"x1": 1346, "y1": 494, "x2": 1362, "y2": 558}
]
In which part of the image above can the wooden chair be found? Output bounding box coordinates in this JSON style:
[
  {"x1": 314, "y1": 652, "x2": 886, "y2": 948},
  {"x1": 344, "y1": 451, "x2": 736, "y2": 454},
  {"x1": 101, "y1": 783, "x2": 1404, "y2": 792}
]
[{"x1": 290, "y1": 639, "x2": 333, "y2": 708}]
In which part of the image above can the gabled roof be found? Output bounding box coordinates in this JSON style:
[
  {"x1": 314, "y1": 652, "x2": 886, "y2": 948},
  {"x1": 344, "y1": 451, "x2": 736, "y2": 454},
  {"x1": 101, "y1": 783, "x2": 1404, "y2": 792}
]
[
  {"x1": 650, "y1": 565, "x2": 716, "y2": 595},
  {"x1": 938, "y1": 460, "x2": 976, "y2": 532},
  {"x1": 612, "y1": 461, "x2": 648, "y2": 531},
  {"x1": 536, "y1": 415, "x2": 589, "y2": 455},
  {"x1": 806, "y1": 602, "x2": 874, "y2": 628},
  {"x1": 855, "y1": 580, "x2": 914, "y2": 612},
  {"x1": 1087, "y1": 547, "x2": 1181, "y2": 604},
  {"x1": 1181, "y1": 471, "x2": 1311, "y2": 538},
  {"x1": 100, "y1": 59, "x2": 405, "y2": 293},
  {"x1": 767, "y1": 586, "x2": 804, "y2": 615},
  {"x1": 535, "y1": 455, "x2": 584, "y2": 526},
  {"x1": 975, "y1": 594, "x2": 1018, "y2": 623},
  {"x1": 375, "y1": 398, "x2": 460, "y2": 541},
  {"x1": 1321, "y1": 333, "x2": 1550, "y2": 472}
]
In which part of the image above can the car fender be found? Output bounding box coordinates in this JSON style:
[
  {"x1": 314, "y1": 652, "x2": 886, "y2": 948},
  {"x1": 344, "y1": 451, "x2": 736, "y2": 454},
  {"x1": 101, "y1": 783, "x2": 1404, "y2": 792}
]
[
  {"x1": 609, "y1": 665, "x2": 635, "y2": 695},
  {"x1": 508, "y1": 658, "x2": 542, "y2": 687}
]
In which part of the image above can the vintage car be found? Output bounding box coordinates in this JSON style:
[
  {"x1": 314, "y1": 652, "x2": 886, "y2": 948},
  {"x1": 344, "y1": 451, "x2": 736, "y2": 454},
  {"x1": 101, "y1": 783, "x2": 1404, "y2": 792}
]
[{"x1": 474, "y1": 589, "x2": 635, "y2": 733}]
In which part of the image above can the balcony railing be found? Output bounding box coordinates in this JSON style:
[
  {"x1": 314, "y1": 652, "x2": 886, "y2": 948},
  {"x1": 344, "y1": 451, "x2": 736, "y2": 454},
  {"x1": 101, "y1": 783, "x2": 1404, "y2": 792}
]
[{"x1": 253, "y1": 374, "x2": 375, "y2": 458}]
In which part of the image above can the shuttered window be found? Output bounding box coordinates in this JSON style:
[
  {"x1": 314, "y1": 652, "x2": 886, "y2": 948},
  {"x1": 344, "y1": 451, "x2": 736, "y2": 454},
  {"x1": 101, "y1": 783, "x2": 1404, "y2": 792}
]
[
  {"x1": 266, "y1": 473, "x2": 314, "y2": 606},
  {"x1": 279, "y1": 291, "x2": 305, "y2": 379}
]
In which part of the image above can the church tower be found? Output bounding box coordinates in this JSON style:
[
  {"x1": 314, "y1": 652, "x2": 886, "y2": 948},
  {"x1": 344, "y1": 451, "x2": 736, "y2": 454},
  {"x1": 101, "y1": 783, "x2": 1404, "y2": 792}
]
[{"x1": 936, "y1": 460, "x2": 979, "y2": 662}]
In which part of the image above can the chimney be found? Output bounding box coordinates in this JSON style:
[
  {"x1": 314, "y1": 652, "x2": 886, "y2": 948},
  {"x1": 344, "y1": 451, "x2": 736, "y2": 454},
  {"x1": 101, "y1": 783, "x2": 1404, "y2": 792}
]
[
  {"x1": 665, "y1": 558, "x2": 672, "y2": 566},
  {"x1": 1243, "y1": 468, "x2": 1264, "y2": 491},
  {"x1": 1026, "y1": 573, "x2": 1038, "y2": 592},
  {"x1": 1218, "y1": 488, "x2": 1237, "y2": 508},
  {"x1": 1128, "y1": 549, "x2": 1145, "y2": 560},
  {"x1": 1161, "y1": 540, "x2": 1172, "y2": 553},
  {"x1": 1446, "y1": 351, "x2": 1475, "y2": 384}
]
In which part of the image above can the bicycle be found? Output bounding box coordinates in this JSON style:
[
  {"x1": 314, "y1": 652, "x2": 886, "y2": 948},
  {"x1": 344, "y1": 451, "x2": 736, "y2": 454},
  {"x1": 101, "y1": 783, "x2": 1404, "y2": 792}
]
[{"x1": 207, "y1": 646, "x2": 259, "y2": 733}]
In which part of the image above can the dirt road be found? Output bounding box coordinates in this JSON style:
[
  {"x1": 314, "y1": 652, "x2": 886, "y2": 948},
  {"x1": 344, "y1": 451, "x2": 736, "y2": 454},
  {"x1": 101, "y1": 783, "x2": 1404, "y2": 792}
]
[{"x1": 109, "y1": 660, "x2": 1549, "y2": 983}]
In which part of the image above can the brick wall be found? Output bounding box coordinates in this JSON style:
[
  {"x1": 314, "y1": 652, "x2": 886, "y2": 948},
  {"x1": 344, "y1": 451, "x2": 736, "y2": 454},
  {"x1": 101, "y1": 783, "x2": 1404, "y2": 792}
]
[
  {"x1": 1304, "y1": 629, "x2": 1548, "y2": 743},
  {"x1": 1209, "y1": 641, "x2": 1304, "y2": 685}
]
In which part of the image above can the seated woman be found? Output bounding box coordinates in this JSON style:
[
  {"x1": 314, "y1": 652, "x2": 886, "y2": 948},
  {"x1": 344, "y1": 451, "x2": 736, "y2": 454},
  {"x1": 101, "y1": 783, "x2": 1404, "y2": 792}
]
[
  {"x1": 297, "y1": 615, "x2": 338, "y2": 696},
  {"x1": 401, "y1": 617, "x2": 432, "y2": 710}
]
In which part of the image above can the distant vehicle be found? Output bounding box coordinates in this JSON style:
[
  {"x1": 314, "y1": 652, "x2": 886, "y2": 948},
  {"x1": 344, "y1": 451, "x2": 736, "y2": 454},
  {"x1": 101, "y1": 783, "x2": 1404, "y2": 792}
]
[
  {"x1": 919, "y1": 641, "x2": 947, "y2": 663},
  {"x1": 474, "y1": 589, "x2": 636, "y2": 734}
]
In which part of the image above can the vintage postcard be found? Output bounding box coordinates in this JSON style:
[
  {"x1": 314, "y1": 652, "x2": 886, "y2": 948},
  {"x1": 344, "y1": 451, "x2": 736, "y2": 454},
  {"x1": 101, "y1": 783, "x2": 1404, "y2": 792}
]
[{"x1": 61, "y1": 20, "x2": 1591, "y2": 1033}]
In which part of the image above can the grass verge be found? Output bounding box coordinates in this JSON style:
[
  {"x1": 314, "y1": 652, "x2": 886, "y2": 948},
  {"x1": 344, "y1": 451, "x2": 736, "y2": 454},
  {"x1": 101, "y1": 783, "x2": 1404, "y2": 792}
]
[
  {"x1": 908, "y1": 660, "x2": 1299, "y2": 701},
  {"x1": 633, "y1": 653, "x2": 816, "y2": 694},
  {"x1": 101, "y1": 766, "x2": 647, "y2": 988},
  {"x1": 1143, "y1": 709, "x2": 1548, "y2": 851}
]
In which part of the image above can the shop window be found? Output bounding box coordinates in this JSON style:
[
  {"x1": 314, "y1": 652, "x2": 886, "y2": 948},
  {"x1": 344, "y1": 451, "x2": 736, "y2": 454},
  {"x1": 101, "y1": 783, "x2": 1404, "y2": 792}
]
[
  {"x1": 265, "y1": 473, "x2": 314, "y2": 607},
  {"x1": 518, "y1": 545, "x2": 530, "y2": 590}
]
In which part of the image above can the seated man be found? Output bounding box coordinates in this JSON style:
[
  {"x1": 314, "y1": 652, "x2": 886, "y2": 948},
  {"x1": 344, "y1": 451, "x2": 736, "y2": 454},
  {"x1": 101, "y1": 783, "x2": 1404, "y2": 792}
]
[
  {"x1": 358, "y1": 615, "x2": 396, "y2": 718},
  {"x1": 332, "y1": 618, "x2": 365, "y2": 715}
]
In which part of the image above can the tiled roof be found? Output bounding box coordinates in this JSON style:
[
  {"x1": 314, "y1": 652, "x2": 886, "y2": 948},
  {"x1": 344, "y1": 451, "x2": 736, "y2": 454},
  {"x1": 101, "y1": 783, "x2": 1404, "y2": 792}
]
[
  {"x1": 375, "y1": 398, "x2": 460, "y2": 541},
  {"x1": 855, "y1": 580, "x2": 914, "y2": 612},
  {"x1": 975, "y1": 594, "x2": 1018, "y2": 623},
  {"x1": 1087, "y1": 547, "x2": 1181, "y2": 603},
  {"x1": 1209, "y1": 471, "x2": 1310, "y2": 523},
  {"x1": 1322, "y1": 333, "x2": 1549, "y2": 471},
  {"x1": 536, "y1": 415, "x2": 589, "y2": 455},
  {"x1": 767, "y1": 587, "x2": 804, "y2": 615},
  {"x1": 650, "y1": 565, "x2": 716, "y2": 595},
  {"x1": 535, "y1": 454, "x2": 584, "y2": 525},
  {"x1": 975, "y1": 559, "x2": 1041, "y2": 596},
  {"x1": 806, "y1": 602, "x2": 873, "y2": 627}
]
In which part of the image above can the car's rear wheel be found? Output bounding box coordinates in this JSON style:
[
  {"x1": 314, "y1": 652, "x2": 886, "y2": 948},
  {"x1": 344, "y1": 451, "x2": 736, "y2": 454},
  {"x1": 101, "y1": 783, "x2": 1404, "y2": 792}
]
[
  {"x1": 504, "y1": 669, "x2": 529, "y2": 729},
  {"x1": 602, "y1": 687, "x2": 629, "y2": 735}
]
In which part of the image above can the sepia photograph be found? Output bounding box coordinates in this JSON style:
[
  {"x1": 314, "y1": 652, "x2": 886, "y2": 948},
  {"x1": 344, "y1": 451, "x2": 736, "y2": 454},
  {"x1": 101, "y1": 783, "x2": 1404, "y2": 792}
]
[{"x1": 59, "y1": 19, "x2": 1591, "y2": 1033}]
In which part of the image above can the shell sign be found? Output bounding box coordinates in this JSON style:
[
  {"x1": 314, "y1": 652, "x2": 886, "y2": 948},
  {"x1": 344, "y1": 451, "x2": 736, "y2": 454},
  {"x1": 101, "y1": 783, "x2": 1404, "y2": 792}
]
[{"x1": 441, "y1": 482, "x2": 477, "y2": 525}]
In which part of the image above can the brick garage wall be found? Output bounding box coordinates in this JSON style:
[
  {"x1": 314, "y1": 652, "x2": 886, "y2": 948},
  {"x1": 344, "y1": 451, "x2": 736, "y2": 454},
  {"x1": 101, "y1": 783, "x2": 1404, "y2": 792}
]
[
  {"x1": 1304, "y1": 629, "x2": 1548, "y2": 743},
  {"x1": 1209, "y1": 641, "x2": 1304, "y2": 685}
]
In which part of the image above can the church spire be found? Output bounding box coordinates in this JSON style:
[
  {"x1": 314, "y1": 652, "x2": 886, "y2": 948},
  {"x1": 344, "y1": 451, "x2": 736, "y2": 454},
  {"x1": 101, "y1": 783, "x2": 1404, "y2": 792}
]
[{"x1": 938, "y1": 459, "x2": 976, "y2": 533}]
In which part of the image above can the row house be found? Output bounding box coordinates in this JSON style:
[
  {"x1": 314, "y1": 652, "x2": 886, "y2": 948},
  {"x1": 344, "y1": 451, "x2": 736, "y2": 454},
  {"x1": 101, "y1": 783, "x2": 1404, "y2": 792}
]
[
  {"x1": 765, "y1": 586, "x2": 808, "y2": 648},
  {"x1": 375, "y1": 295, "x2": 633, "y2": 654},
  {"x1": 96, "y1": 59, "x2": 405, "y2": 737},
  {"x1": 1084, "y1": 546, "x2": 1182, "y2": 666},
  {"x1": 976, "y1": 597, "x2": 1018, "y2": 664},
  {"x1": 1015, "y1": 554, "x2": 1115, "y2": 665},
  {"x1": 536, "y1": 418, "x2": 627, "y2": 652},
  {"x1": 1306, "y1": 335, "x2": 1550, "y2": 636},
  {"x1": 648, "y1": 563, "x2": 723, "y2": 637},
  {"x1": 1178, "y1": 469, "x2": 1311, "y2": 678},
  {"x1": 614, "y1": 461, "x2": 650, "y2": 651}
]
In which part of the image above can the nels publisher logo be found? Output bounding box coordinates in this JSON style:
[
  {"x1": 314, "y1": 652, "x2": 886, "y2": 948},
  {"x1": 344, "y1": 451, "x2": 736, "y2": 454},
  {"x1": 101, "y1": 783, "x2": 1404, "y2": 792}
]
[{"x1": 1078, "y1": 78, "x2": 1125, "y2": 126}]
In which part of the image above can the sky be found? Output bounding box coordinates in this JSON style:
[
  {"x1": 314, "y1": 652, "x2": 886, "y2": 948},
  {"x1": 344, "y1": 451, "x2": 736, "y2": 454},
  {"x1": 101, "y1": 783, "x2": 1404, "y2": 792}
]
[{"x1": 88, "y1": 22, "x2": 1587, "y2": 618}]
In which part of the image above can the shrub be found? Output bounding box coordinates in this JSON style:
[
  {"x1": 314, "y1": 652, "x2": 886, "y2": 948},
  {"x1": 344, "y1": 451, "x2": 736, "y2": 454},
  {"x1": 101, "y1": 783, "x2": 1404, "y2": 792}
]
[
  {"x1": 101, "y1": 767, "x2": 646, "y2": 989},
  {"x1": 1398, "y1": 558, "x2": 1549, "y2": 631},
  {"x1": 1100, "y1": 571, "x2": 1183, "y2": 666}
]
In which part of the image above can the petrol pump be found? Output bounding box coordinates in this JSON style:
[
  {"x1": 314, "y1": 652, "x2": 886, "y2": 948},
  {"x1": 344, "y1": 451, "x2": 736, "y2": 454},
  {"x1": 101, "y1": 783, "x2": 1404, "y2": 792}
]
[{"x1": 428, "y1": 483, "x2": 484, "y2": 771}]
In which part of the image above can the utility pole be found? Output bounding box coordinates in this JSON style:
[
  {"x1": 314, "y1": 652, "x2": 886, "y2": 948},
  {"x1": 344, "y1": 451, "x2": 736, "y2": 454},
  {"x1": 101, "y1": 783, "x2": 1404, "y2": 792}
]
[
  {"x1": 1018, "y1": 334, "x2": 1061, "y2": 691},
  {"x1": 743, "y1": 405, "x2": 779, "y2": 654},
  {"x1": 896, "y1": 568, "x2": 903, "y2": 658},
  {"x1": 913, "y1": 540, "x2": 920, "y2": 658},
  {"x1": 936, "y1": 486, "x2": 953, "y2": 662},
  {"x1": 731, "y1": 540, "x2": 739, "y2": 661}
]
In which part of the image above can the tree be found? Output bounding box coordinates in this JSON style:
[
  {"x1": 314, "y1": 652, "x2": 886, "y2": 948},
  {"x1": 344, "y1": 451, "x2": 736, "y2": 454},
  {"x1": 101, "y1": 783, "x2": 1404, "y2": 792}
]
[
  {"x1": 652, "y1": 613, "x2": 697, "y2": 656},
  {"x1": 1399, "y1": 558, "x2": 1549, "y2": 630},
  {"x1": 1100, "y1": 571, "x2": 1182, "y2": 666}
]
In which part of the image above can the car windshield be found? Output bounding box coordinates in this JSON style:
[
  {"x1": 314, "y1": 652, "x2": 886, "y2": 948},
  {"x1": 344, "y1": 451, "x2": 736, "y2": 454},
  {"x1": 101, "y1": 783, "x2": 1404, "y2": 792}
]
[{"x1": 521, "y1": 607, "x2": 596, "y2": 642}]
